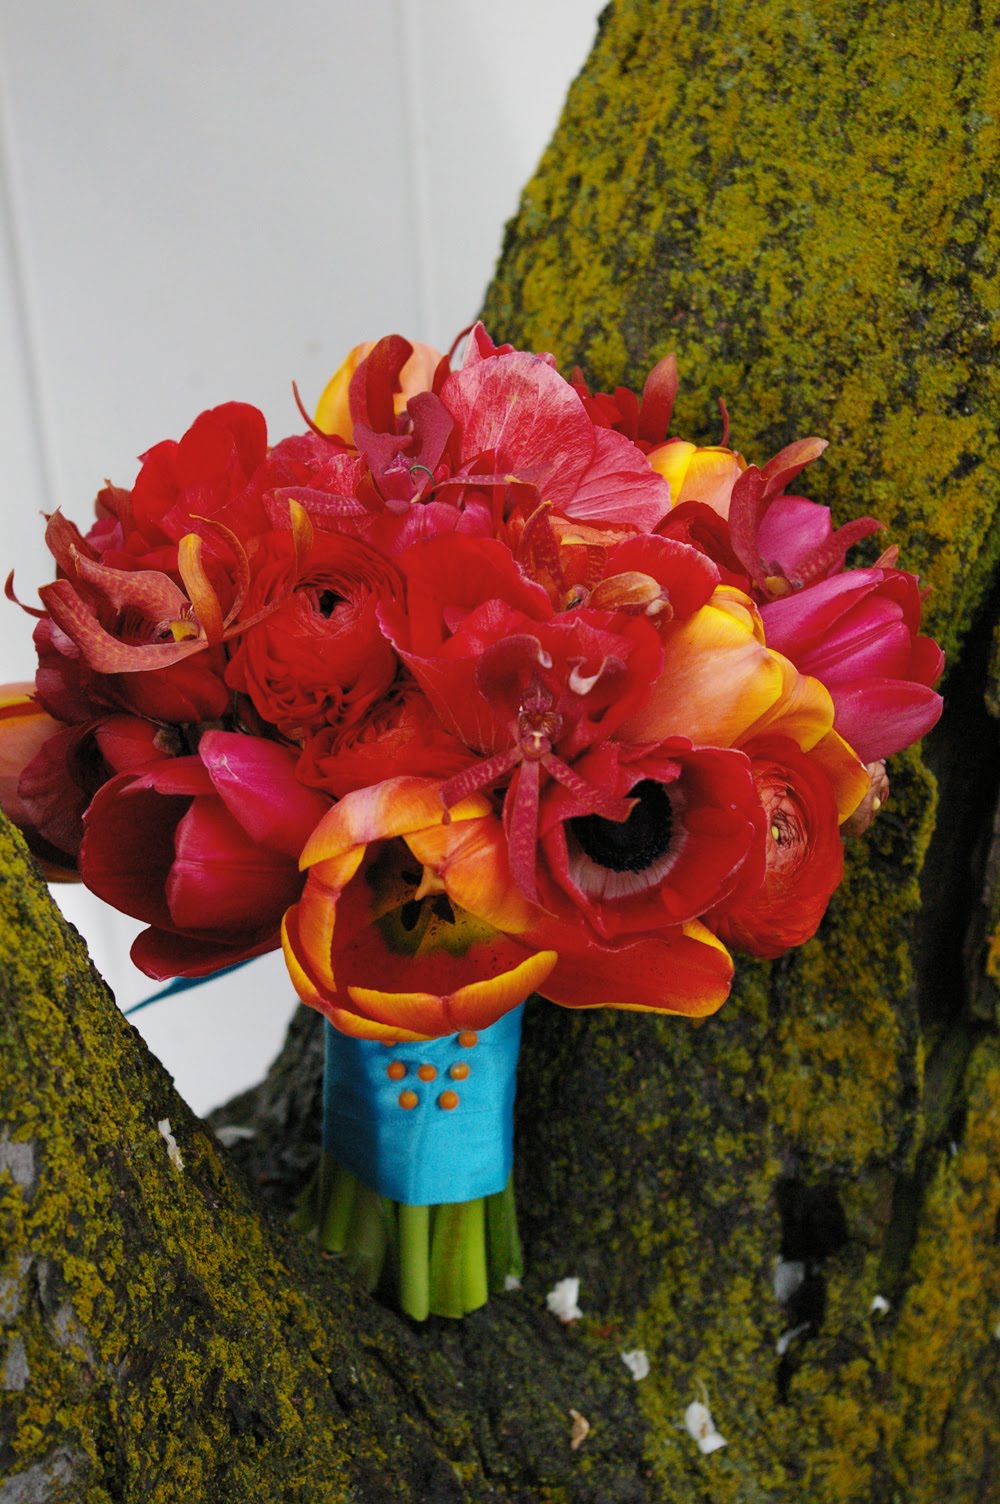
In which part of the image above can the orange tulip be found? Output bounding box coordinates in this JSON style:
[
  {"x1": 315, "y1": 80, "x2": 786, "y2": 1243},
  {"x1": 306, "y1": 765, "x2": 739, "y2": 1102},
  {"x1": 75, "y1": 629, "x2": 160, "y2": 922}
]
[{"x1": 282, "y1": 777, "x2": 556, "y2": 1040}]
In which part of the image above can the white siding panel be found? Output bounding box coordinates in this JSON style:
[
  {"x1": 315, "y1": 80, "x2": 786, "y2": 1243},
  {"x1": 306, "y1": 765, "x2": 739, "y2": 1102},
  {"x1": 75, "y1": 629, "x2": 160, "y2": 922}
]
[{"x1": 397, "y1": 0, "x2": 601, "y2": 342}]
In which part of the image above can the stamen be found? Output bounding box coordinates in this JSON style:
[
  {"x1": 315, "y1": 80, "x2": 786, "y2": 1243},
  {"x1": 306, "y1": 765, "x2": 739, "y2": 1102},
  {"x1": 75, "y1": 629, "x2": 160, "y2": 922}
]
[
  {"x1": 568, "y1": 780, "x2": 673, "y2": 874},
  {"x1": 177, "y1": 533, "x2": 224, "y2": 644},
  {"x1": 292, "y1": 379, "x2": 339, "y2": 440}
]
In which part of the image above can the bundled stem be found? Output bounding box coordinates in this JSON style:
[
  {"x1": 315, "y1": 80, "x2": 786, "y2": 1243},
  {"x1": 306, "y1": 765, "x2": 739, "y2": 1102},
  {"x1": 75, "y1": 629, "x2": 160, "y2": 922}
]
[{"x1": 293, "y1": 1155, "x2": 523, "y2": 1320}]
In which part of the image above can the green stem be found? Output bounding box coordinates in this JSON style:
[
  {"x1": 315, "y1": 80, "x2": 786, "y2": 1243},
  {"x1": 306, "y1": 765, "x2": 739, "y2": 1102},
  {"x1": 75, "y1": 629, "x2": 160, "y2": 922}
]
[
  {"x1": 485, "y1": 1173, "x2": 524, "y2": 1291},
  {"x1": 344, "y1": 1184, "x2": 388, "y2": 1293},
  {"x1": 319, "y1": 1162, "x2": 359, "y2": 1253},
  {"x1": 397, "y1": 1203, "x2": 431, "y2": 1321},
  {"x1": 299, "y1": 1157, "x2": 523, "y2": 1320},
  {"x1": 429, "y1": 1202, "x2": 470, "y2": 1318},
  {"x1": 460, "y1": 1197, "x2": 489, "y2": 1313},
  {"x1": 288, "y1": 1161, "x2": 320, "y2": 1234}
]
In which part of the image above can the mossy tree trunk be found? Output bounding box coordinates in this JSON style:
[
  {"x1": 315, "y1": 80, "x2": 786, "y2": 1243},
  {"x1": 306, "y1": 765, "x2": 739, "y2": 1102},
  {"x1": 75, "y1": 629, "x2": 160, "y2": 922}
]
[{"x1": 3, "y1": 2, "x2": 999, "y2": 1500}]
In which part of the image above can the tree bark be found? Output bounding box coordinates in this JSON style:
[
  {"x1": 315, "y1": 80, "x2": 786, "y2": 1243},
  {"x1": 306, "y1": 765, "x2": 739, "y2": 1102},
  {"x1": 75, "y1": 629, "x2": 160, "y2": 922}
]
[{"x1": 3, "y1": 2, "x2": 999, "y2": 1500}]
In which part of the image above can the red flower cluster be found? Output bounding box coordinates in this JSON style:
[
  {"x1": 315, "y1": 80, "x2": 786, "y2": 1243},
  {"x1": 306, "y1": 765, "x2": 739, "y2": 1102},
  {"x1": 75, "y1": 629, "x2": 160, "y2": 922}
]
[{"x1": 1, "y1": 326, "x2": 943, "y2": 1038}]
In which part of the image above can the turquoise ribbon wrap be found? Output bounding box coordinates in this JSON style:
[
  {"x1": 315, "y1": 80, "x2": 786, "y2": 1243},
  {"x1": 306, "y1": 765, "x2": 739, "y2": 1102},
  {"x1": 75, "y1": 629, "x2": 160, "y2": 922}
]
[{"x1": 321, "y1": 1004, "x2": 524, "y2": 1205}]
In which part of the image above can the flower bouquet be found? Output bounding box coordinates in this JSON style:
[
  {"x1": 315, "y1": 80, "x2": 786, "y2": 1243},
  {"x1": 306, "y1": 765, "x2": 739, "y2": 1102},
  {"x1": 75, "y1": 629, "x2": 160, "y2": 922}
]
[{"x1": 0, "y1": 324, "x2": 943, "y2": 1320}]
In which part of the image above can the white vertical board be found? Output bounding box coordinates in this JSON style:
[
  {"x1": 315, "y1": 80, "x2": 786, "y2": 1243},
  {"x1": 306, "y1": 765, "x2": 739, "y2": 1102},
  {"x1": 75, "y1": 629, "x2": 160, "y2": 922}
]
[{"x1": 0, "y1": 0, "x2": 603, "y2": 1114}]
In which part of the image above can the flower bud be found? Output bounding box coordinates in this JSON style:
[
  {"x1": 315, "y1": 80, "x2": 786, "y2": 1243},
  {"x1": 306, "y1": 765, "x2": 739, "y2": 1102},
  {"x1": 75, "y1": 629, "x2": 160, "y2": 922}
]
[{"x1": 842, "y1": 761, "x2": 890, "y2": 837}]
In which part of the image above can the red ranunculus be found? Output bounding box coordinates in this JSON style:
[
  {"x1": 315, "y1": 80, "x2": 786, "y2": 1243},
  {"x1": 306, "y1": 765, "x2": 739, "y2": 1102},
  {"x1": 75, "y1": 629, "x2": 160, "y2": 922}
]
[
  {"x1": 225, "y1": 531, "x2": 401, "y2": 741},
  {"x1": 706, "y1": 735, "x2": 845, "y2": 957},
  {"x1": 296, "y1": 681, "x2": 476, "y2": 798},
  {"x1": 80, "y1": 731, "x2": 330, "y2": 977}
]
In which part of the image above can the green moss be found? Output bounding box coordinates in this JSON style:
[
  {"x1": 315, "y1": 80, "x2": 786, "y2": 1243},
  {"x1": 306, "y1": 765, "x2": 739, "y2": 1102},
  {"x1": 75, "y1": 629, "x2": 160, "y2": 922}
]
[
  {"x1": 484, "y1": 0, "x2": 1000, "y2": 666},
  {"x1": 0, "y1": 819, "x2": 496, "y2": 1500},
  {"x1": 480, "y1": 7, "x2": 999, "y2": 1496}
]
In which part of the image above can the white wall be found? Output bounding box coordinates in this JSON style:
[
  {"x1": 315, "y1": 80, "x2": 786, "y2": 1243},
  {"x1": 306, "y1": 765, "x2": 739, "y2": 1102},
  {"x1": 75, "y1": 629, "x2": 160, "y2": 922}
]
[{"x1": 0, "y1": 0, "x2": 603, "y2": 1114}]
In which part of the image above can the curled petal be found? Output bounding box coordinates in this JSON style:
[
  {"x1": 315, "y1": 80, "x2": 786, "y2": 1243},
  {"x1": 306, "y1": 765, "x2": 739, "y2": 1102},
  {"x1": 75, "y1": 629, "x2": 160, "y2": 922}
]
[
  {"x1": 39, "y1": 579, "x2": 206, "y2": 673},
  {"x1": 300, "y1": 776, "x2": 490, "y2": 871},
  {"x1": 72, "y1": 554, "x2": 188, "y2": 620},
  {"x1": 178, "y1": 534, "x2": 225, "y2": 644},
  {"x1": 538, "y1": 919, "x2": 733, "y2": 1016}
]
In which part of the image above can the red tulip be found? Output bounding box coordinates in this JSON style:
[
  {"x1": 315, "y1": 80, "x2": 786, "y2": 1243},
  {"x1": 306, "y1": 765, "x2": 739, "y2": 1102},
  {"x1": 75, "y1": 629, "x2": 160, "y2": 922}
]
[
  {"x1": 80, "y1": 731, "x2": 330, "y2": 978},
  {"x1": 17, "y1": 712, "x2": 172, "y2": 865}
]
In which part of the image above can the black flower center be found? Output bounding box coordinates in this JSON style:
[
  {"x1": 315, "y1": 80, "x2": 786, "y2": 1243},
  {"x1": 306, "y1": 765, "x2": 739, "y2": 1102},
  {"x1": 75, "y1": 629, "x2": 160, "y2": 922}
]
[
  {"x1": 316, "y1": 589, "x2": 342, "y2": 618},
  {"x1": 568, "y1": 779, "x2": 673, "y2": 873}
]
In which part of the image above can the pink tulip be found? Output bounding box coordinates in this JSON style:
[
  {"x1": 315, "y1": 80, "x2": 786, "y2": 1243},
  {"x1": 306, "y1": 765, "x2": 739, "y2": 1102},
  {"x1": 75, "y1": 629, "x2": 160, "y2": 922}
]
[{"x1": 760, "y1": 568, "x2": 944, "y2": 762}]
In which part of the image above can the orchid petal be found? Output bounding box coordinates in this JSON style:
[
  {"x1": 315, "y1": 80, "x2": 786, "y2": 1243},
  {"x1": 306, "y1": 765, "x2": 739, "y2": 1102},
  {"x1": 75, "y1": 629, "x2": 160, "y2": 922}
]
[
  {"x1": 39, "y1": 579, "x2": 205, "y2": 673},
  {"x1": 178, "y1": 533, "x2": 224, "y2": 644}
]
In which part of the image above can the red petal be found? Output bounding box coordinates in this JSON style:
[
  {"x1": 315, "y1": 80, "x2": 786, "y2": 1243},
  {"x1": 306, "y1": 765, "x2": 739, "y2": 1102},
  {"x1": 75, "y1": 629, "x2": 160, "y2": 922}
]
[
  {"x1": 131, "y1": 925, "x2": 279, "y2": 980},
  {"x1": 637, "y1": 354, "x2": 678, "y2": 444},
  {"x1": 198, "y1": 731, "x2": 330, "y2": 857},
  {"x1": 760, "y1": 436, "x2": 828, "y2": 498},
  {"x1": 830, "y1": 680, "x2": 944, "y2": 763},
  {"x1": 540, "y1": 922, "x2": 733, "y2": 1015},
  {"x1": 167, "y1": 797, "x2": 300, "y2": 930}
]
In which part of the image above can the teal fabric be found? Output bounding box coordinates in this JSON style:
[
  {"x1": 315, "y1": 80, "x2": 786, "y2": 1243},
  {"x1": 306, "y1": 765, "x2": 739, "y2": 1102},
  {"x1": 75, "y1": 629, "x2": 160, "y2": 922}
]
[{"x1": 322, "y1": 1005, "x2": 524, "y2": 1206}]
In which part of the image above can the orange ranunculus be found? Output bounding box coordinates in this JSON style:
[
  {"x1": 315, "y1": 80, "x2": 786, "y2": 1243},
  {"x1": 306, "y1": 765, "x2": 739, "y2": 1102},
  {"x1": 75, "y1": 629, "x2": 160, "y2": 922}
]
[
  {"x1": 737, "y1": 649, "x2": 871, "y2": 822},
  {"x1": 282, "y1": 777, "x2": 556, "y2": 1041}
]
